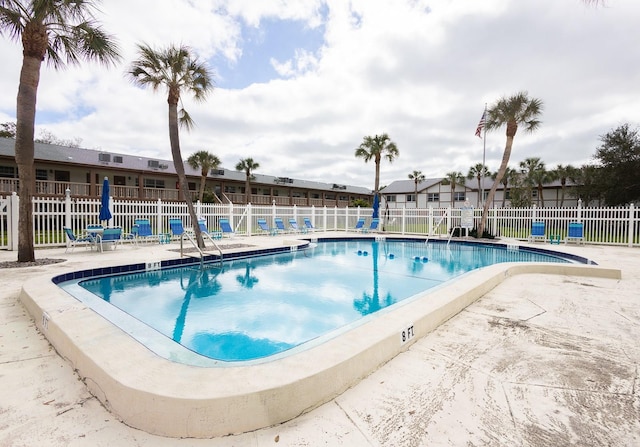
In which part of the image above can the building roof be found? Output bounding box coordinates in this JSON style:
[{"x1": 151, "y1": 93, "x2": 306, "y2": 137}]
[{"x1": 0, "y1": 137, "x2": 372, "y2": 195}]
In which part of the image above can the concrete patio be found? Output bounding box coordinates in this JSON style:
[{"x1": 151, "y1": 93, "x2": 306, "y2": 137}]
[{"x1": 1, "y1": 236, "x2": 638, "y2": 446}]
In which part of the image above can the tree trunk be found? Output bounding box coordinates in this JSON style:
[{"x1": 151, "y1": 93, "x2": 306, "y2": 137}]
[
  {"x1": 15, "y1": 55, "x2": 42, "y2": 262},
  {"x1": 168, "y1": 101, "x2": 203, "y2": 248},
  {"x1": 198, "y1": 174, "x2": 206, "y2": 203},
  {"x1": 478, "y1": 135, "x2": 515, "y2": 235}
]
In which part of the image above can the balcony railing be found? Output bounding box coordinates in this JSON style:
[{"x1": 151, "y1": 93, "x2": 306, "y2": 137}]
[{"x1": 1, "y1": 179, "x2": 356, "y2": 207}]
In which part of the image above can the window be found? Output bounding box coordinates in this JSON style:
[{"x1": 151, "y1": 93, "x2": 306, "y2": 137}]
[
  {"x1": 98, "y1": 153, "x2": 111, "y2": 162},
  {"x1": 406, "y1": 194, "x2": 416, "y2": 202},
  {"x1": 188, "y1": 182, "x2": 196, "y2": 191},
  {"x1": 113, "y1": 175, "x2": 126, "y2": 186},
  {"x1": 385, "y1": 195, "x2": 396, "y2": 202},
  {"x1": 0, "y1": 166, "x2": 15, "y2": 178},
  {"x1": 531, "y1": 189, "x2": 538, "y2": 198},
  {"x1": 224, "y1": 185, "x2": 236, "y2": 193},
  {"x1": 147, "y1": 160, "x2": 159, "y2": 168},
  {"x1": 113, "y1": 156, "x2": 123, "y2": 163},
  {"x1": 54, "y1": 170, "x2": 70, "y2": 182},
  {"x1": 143, "y1": 178, "x2": 165, "y2": 188},
  {"x1": 35, "y1": 169, "x2": 48, "y2": 180},
  {"x1": 454, "y1": 192, "x2": 466, "y2": 201},
  {"x1": 427, "y1": 193, "x2": 439, "y2": 202},
  {"x1": 505, "y1": 189, "x2": 511, "y2": 199}
]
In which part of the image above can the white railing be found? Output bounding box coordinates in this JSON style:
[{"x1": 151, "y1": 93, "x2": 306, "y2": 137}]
[{"x1": 0, "y1": 191, "x2": 638, "y2": 250}]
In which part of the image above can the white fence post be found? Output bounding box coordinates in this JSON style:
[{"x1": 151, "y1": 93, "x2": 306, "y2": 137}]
[
  {"x1": 247, "y1": 203, "x2": 253, "y2": 236},
  {"x1": 156, "y1": 198, "x2": 162, "y2": 235},
  {"x1": 492, "y1": 208, "x2": 498, "y2": 236},
  {"x1": 401, "y1": 206, "x2": 406, "y2": 235},
  {"x1": 428, "y1": 206, "x2": 433, "y2": 236},
  {"x1": 9, "y1": 192, "x2": 19, "y2": 251},
  {"x1": 628, "y1": 203, "x2": 635, "y2": 248},
  {"x1": 65, "y1": 189, "x2": 72, "y2": 229}
]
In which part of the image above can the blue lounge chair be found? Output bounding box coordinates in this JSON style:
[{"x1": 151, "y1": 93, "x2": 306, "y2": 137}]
[
  {"x1": 199, "y1": 219, "x2": 222, "y2": 240},
  {"x1": 303, "y1": 217, "x2": 316, "y2": 232},
  {"x1": 565, "y1": 222, "x2": 585, "y2": 245},
  {"x1": 219, "y1": 218, "x2": 235, "y2": 238},
  {"x1": 367, "y1": 218, "x2": 380, "y2": 232},
  {"x1": 134, "y1": 218, "x2": 157, "y2": 243},
  {"x1": 528, "y1": 221, "x2": 546, "y2": 243},
  {"x1": 274, "y1": 217, "x2": 287, "y2": 233},
  {"x1": 98, "y1": 227, "x2": 122, "y2": 252},
  {"x1": 63, "y1": 227, "x2": 97, "y2": 252},
  {"x1": 169, "y1": 218, "x2": 184, "y2": 237},
  {"x1": 288, "y1": 218, "x2": 305, "y2": 233},
  {"x1": 353, "y1": 218, "x2": 365, "y2": 232},
  {"x1": 257, "y1": 218, "x2": 277, "y2": 235}
]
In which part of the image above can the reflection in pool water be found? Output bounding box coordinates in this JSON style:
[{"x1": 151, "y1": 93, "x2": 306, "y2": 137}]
[{"x1": 74, "y1": 240, "x2": 568, "y2": 362}]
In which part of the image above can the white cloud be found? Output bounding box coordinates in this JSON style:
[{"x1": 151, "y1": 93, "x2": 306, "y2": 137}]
[{"x1": 1, "y1": 0, "x2": 640, "y2": 191}]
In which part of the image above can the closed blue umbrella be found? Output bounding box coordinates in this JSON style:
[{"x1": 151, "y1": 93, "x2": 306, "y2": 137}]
[
  {"x1": 99, "y1": 176, "x2": 112, "y2": 224},
  {"x1": 372, "y1": 192, "x2": 380, "y2": 218}
]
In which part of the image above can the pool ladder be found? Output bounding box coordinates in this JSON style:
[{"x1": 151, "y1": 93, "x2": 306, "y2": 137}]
[{"x1": 179, "y1": 231, "x2": 223, "y2": 268}]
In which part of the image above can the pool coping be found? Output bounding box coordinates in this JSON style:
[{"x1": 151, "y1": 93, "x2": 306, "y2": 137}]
[{"x1": 19, "y1": 236, "x2": 621, "y2": 438}]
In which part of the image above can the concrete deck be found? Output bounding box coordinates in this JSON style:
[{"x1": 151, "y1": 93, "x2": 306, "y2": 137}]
[{"x1": 1, "y1": 235, "x2": 639, "y2": 446}]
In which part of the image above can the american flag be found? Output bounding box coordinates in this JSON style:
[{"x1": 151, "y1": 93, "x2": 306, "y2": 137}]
[{"x1": 475, "y1": 110, "x2": 486, "y2": 138}]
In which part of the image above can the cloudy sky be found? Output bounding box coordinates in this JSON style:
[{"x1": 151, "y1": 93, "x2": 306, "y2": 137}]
[{"x1": 1, "y1": 0, "x2": 638, "y2": 190}]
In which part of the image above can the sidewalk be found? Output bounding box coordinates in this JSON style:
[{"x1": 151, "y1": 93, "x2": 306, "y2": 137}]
[{"x1": 1, "y1": 239, "x2": 639, "y2": 446}]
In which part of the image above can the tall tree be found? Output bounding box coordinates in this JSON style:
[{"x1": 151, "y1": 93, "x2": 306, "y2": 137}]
[
  {"x1": 355, "y1": 133, "x2": 399, "y2": 194},
  {"x1": 235, "y1": 157, "x2": 260, "y2": 204},
  {"x1": 553, "y1": 164, "x2": 577, "y2": 207},
  {"x1": 128, "y1": 43, "x2": 213, "y2": 248},
  {"x1": 519, "y1": 157, "x2": 548, "y2": 207},
  {"x1": 467, "y1": 163, "x2": 490, "y2": 207},
  {"x1": 187, "y1": 150, "x2": 221, "y2": 203},
  {"x1": 443, "y1": 171, "x2": 465, "y2": 206},
  {"x1": 1, "y1": 0, "x2": 120, "y2": 262},
  {"x1": 0, "y1": 122, "x2": 16, "y2": 138},
  {"x1": 407, "y1": 170, "x2": 425, "y2": 207},
  {"x1": 593, "y1": 123, "x2": 640, "y2": 205},
  {"x1": 478, "y1": 92, "x2": 543, "y2": 235}
]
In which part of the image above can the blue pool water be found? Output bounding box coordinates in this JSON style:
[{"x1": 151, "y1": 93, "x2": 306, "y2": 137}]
[{"x1": 59, "y1": 240, "x2": 574, "y2": 363}]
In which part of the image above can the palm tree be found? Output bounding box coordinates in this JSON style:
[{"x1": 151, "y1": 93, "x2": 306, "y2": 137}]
[
  {"x1": 1, "y1": 0, "x2": 120, "y2": 262},
  {"x1": 478, "y1": 92, "x2": 543, "y2": 236},
  {"x1": 443, "y1": 171, "x2": 465, "y2": 206},
  {"x1": 492, "y1": 166, "x2": 518, "y2": 207},
  {"x1": 467, "y1": 163, "x2": 490, "y2": 207},
  {"x1": 235, "y1": 158, "x2": 260, "y2": 204},
  {"x1": 554, "y1": 164, "x2": 577, "y2": 207},
  {"x1": 519, "y1": 157, "x2": 547, "y2": 206},
  {"x1": 128, "y1": 43, "x2": 213, "y2": 248},
  {"x1": 187, "y1": 150, "x2": 221, "y2": 203},
  {"x1": 407, "y1": 170, "x2": 425, "y2": 207},
  {"x1": 355, "y1": 133, "x2": 399, "y2": 194}
]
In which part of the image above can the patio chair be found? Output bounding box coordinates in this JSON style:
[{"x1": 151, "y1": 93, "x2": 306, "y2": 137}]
[
  {"x1": 565, "y1": 222, "x2": 585, "y2": 245},
  {"x1": 274, "y1": 217, "x2": 287, "y2": 233},
  {"x1": 353, "y1": 218, "x2": 366, "y2": 232},
  {"x1": 134, "y1": 218, "x2": 157, "y2": 243},
  {"x1": 257, "y1": 218, "x2": 277, "y2": 235},
  {"x1": 366, "y1": 218, "x2": 380, "y2": 233},
  {"x1": 63, "y1": 227, "x2": 97, "y2": 252},
  {"x1": 303, "y1": 217, "x2": 316, "y2": 232},
  {"x1": 219, "y1": 218, "x2": 235, "y2": 238},
  {"x1": 288, "y1": 218, "x2": 305, "y2": 233},
  {"x1": 528, "y1": 221, "x2": 546, "y2": 243},
  {"x1": 98, "y1": 227, "x2": 122, "y2": 252},
  {"x1": 198, "y1": 219, "x2": 222, "y2": 240}
]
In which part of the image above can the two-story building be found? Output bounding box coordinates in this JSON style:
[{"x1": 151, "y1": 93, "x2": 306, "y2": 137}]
[
  {"x1": 0, "y1": 138, "x2": 372, "y2": 207},
  {"x1": 381, "y1": 177, "x2": 580, "y2": 209}
]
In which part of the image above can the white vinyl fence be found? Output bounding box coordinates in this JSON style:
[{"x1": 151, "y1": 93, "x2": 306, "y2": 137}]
[{"x1": 0, "y1": 191, "x2": 639, "y2": 250}]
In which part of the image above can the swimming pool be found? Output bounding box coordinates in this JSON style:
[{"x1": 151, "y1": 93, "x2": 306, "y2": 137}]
[
  {"x1": 26, "y1": 236, "x2": 615, "y2": 437},
  {"x1": 59, "y1": 239, "x2": 573, "y2": 364}
]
